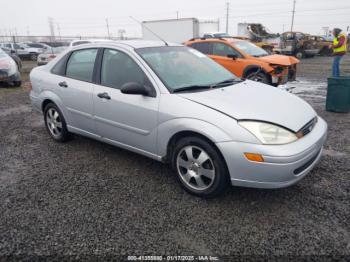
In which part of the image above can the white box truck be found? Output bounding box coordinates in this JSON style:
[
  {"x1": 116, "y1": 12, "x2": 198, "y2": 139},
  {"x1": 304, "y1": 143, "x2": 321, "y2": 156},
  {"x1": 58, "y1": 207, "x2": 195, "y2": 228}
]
[{"x1": 142, "y1": 18, "x2": 219, "y2": 43}]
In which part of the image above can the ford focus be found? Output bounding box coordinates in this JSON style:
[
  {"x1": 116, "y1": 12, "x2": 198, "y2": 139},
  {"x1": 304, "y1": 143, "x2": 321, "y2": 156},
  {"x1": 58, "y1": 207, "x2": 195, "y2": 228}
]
[{"x1": 29, "y1": 41, "x2": 327, "y2": 198}]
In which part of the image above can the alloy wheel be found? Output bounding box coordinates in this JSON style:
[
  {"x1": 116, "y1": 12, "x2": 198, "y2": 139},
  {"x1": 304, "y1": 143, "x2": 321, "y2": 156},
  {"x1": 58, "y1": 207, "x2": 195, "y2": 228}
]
[
  {"x1": 176, "y1": 145, "x2": 216, "y2": 191},
  {"x1": 46, "y1": 108, "x2": 62, "y2": 138}
]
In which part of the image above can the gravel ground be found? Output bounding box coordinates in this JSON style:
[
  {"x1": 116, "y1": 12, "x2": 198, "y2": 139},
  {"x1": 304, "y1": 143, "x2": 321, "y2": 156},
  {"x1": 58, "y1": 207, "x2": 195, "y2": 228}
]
[{"x1": 0, "y1": 56, "x2": 349, "y2": 261}]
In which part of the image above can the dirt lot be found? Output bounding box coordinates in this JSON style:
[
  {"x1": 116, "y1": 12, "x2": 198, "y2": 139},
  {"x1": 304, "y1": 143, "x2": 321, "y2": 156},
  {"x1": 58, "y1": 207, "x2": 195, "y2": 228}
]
[{"x1": 0, "y1": 56, "x2": 349, "y2": 260}]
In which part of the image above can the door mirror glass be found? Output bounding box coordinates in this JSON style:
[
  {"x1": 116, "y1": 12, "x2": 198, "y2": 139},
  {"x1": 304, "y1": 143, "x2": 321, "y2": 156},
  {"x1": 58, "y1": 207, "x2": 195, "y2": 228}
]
[{"x1": 120, "y1": 82, "x2": 151, "y2": 96}]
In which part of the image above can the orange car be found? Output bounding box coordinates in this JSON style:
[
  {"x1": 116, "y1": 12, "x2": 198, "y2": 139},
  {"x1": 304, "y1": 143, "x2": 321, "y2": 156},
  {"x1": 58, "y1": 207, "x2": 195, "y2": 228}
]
[{"x1": 185, "y1": 38, "x2": 299, "y2": 86}]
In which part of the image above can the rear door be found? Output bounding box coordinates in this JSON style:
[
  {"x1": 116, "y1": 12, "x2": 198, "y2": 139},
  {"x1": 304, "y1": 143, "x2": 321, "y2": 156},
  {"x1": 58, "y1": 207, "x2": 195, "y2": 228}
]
[
  {"x1": 93, "y1": 48, "x2": 159, "y2": 155},
  {"x1": 56, "y1": 48, "x2": 98, "y2": 135}
]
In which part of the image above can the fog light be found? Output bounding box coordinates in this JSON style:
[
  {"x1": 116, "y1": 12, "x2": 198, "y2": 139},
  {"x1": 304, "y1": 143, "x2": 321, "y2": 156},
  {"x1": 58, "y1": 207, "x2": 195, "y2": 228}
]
[{"x1": 244, "y1": 153, "x2": 264, "y2": 162}]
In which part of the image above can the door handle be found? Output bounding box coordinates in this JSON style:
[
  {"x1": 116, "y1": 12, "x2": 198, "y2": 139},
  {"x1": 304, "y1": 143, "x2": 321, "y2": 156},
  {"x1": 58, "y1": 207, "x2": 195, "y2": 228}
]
[
  {"x1": 97, "y1": 92, "x2": 111, "y2": 100},
  {"x1": 58, "y1": 81, "x2": 68, "y2": 88}
]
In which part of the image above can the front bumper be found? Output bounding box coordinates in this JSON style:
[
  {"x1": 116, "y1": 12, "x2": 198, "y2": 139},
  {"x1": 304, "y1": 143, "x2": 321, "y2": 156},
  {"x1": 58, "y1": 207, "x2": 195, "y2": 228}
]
[
  {"x1": 0, "y1": 70, "x2": 21, "y2": 83},
  {"x1": 216, "y1": 116, "x2": 327, "y2": 189}
]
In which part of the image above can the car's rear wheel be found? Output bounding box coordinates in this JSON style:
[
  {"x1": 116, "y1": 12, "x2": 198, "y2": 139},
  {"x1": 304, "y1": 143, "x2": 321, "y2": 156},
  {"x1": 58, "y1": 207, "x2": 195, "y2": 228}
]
[
  {"x1": 171, "y1": 136, "x2": 229, "y2": 198},
  {"x1": 44, "y1": 103, "x2": 70, "y2": 142},
  {"x1": 246, "y1": 71, "x2": 269, "y2": 84}
]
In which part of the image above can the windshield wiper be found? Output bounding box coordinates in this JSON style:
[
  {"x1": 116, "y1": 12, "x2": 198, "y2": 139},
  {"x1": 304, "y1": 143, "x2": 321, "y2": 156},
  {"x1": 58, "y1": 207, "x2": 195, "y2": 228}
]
[
  {"x1": 173, "y1": 85, "x2": 211, "y2": 93},
  {"x1": 211, "y1": 78, "x2": 242, "y2": 88},
  {"x1": 173, "y1": 79, "x2": 242, "y2": 93}
]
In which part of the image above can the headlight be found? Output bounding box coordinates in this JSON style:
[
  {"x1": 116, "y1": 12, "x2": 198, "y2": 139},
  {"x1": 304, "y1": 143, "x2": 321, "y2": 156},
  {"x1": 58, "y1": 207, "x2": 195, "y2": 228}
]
[{"x1": 239, "y1": 121, "x2": 297, "y2": 145}]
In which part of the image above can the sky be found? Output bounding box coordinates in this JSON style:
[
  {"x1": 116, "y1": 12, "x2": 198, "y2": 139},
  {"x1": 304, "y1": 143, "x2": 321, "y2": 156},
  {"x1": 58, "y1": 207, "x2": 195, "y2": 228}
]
[{"x1": 0, "y1": 0, "x2": 349, "y2": 38}]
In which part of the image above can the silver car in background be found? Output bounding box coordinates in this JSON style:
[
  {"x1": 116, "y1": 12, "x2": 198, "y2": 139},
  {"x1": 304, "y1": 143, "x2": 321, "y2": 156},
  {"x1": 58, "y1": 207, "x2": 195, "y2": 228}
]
[
  {"x1": 37, "y1": 46, "x2": 67, "y2": 66},
  {"x1": 29, "y1": 41, "x2": 327, "y2": 198}
]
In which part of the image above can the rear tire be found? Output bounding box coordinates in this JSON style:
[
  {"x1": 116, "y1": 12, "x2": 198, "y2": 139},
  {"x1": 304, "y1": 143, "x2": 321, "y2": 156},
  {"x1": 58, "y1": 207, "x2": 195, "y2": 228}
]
[
  {"x1": 44, "y1": 102, "x2": 71, "y2": 142},
  {"x1": 171, "y1": 136, "x2": 229, "y2": 198}
]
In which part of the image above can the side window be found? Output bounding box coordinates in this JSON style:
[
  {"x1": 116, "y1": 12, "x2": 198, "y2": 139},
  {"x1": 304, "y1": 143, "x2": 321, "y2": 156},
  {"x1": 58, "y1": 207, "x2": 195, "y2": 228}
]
[
  {"x1": 189, "y1": 42, "x2": 211, "y2": 54},
  {"x1": 65, "y1": 49, "x2": 97, "y2": 82},
  {"x1": 5, "y1": 44, "x2": 11, "y2": 48},
  {"x1": 100, "y1": 48, "x2": 149, "y2": 90},
  {"x1": 212, "y1": 42, "x2": 240, "y2": 57}
]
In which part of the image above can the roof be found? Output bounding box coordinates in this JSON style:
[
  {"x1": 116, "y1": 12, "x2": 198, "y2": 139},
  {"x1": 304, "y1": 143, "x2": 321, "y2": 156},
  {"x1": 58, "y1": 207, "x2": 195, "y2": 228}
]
[
  {"x1": 187, "y1": 37, "x2": 245, "y2": 44},
  {"x1": 70, "y1": 40, "x2": 182, "y2": 51}
]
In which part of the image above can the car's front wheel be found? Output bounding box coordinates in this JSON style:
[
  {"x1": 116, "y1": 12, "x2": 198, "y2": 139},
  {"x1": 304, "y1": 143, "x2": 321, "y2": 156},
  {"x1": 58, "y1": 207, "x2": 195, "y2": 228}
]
[
  {"x1": 171, "y1": 136, "x2": 229, "y2": 198},
  {"x1": 44, "y1": 103, "x2": 70, "y2": 142},
  {"x1": 246, "y1": 71, "x2": 269, "y2": 84}
]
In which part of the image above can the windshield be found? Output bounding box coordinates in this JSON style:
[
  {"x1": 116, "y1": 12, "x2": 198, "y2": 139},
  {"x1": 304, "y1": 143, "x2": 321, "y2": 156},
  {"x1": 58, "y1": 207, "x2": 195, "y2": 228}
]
[
  {"x1": 234, "y1": 41, "x2": 268, "y2": 57},
  {"x1": 136, "y1": 46, "x2": 238, "y2": 92}
]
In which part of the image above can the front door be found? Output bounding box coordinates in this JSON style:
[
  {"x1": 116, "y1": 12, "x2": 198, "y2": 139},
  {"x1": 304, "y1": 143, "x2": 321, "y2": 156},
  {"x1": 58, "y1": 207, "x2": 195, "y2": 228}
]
[
  {"x1": 209, "y1": 42, "x2": 246, "y2": 77},
  {"x1": 93, "y1": 48, "x2": 159, "y2": 155}
]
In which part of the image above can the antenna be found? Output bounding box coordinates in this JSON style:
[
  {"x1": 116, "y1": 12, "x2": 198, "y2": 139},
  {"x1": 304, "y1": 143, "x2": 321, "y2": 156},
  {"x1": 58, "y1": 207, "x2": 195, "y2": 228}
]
[{"x1": 130, "y1": 16, "x2": 168, "y2": 46}]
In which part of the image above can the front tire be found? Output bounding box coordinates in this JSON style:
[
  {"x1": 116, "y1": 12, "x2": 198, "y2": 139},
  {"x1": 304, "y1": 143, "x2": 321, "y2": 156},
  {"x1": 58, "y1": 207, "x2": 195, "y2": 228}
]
[
  {"x1": 44, "y1": 103, "x2": 70, "y2": 142},
  {"x1": 171, "y1": 136, "x2": 229, "y2": 198},
  {"x1": 246, "y1": 71, "x2": 269, "y2": 84}
]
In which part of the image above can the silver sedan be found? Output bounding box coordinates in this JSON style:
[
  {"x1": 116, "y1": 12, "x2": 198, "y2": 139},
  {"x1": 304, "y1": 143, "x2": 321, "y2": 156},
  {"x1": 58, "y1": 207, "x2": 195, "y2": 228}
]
[{"x1": 29, "y1": 41, "x2": 327, "y2": 198}]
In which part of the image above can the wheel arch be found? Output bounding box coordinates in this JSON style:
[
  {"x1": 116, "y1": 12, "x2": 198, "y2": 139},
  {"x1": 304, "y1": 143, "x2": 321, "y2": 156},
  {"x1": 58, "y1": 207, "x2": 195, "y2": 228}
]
[
  {"x1": 165, "y1": 130, "x2": 231, "y2": 186},
  {"x1": 39, "y1": 91, "x2": 70, "y2": 126},
  {"x1": 242, "y1": 65, "x2": 272, "y2": 83}
]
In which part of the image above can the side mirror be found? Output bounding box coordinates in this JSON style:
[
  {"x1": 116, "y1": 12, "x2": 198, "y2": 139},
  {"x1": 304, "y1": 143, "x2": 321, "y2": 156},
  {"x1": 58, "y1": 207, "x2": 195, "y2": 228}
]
[
  {"x1": 120, "y1": 82, "x2": 155, "y2": 97},
  {"x1": 10, "y1": 50, "x2": 16, "y2": 54},
  {"x1": 227, "y1": 54, "x2": 238, "y2": 59}
]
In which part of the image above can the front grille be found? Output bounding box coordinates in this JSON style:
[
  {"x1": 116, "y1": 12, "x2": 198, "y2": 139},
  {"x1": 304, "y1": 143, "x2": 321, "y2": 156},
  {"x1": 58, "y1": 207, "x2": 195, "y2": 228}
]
[{"x1": 298, "y1": 117, "x2": 318, "y2": 137}]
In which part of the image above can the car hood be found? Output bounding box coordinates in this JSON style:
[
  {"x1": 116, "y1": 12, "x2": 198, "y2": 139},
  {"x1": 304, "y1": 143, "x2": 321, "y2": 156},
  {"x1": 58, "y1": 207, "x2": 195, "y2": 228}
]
[
  {"x1": 177, "y1": 80, "x2": 316, "y2": 132},
  {"x1": 258, "y1": 54, "x2": 299, "y2": 66}
]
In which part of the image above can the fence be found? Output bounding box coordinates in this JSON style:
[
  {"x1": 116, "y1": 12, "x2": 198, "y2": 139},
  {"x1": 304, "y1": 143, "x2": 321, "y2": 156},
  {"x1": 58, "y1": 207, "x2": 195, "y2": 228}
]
[{"x1": 0, "y1": 35, "x2": 141, "y2": 44}]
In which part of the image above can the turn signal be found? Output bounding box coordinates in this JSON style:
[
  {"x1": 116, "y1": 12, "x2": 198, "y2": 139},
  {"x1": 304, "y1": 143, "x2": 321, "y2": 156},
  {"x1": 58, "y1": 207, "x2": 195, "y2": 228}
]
[{"x1": 244, "y1": 153, "x2": 264, "y2": 162}]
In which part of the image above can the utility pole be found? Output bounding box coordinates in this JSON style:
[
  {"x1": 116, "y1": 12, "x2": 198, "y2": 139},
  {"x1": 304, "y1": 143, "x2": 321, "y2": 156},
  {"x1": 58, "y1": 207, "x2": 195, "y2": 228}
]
[
  {"x1": 225, "y1": 2, "x2": 230, "y2": 33},
  {"x1": 290, "y1": 0, "x2": 296, "y2": 33},
  {"x1": 56, "y1": 23, "x2": 61, "y2": 40},
  {"x1": 176, "y1": 11, "x2": 179, "y2": 19},
  {"x1": 48, "y1": 17, "x2": 55, "y2": 41},
  {"x1": 106, "y1": 18, "x2": 110, "y2": 39}
]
